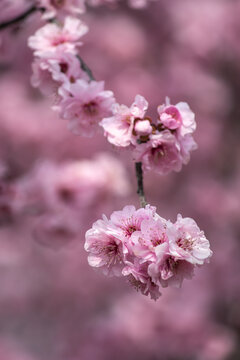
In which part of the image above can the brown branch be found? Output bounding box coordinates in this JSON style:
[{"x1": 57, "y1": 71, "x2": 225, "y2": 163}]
[
  {"x1": 0, "y1": 5, "x2": 39, "y2": 31},
  {"x1": 77, "y1": 56, "x2": 95, "y2": 81},
  {"x1": 135, "y1": 162, "x2": 147, "y2": 208}
]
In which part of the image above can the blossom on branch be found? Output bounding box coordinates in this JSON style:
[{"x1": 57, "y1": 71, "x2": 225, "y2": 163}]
[
  {"x1": 57, "y1": 79, "x2": 115, "y2": 136},
  {"x1": 157, "y1": 97, "x2": 196, "y2": 136},
  {"x1": 31, "y1": 50, "x2": 88, "y2": 95},
  {"x1": 100, "y1": 95, "x2": 148, "y2": 147},
  {"x1": 85, "y1": 205, "x2": 212, "y2": 300},
  {"x1": 85, "y1": 217, "x2": 124, "y2": 276},
  {"x1": 28, "y1": 16, "x2": 88, "y2": 56},
  {"x1": 101, "y1": 95, "x2": 197, "y2": 175},
  {"x1": 133, "y1": 130, "x2": 183, "y2": 174}
]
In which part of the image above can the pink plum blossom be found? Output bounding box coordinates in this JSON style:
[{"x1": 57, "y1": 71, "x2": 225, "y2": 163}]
[
  {"x1": 157, "y1": 98, "x2": 196, "y2": 136},
  {"x1": 169, "y1": 214, "x2": 213, "y2": 265},
  {"x1": 134, "y1": 130, "x2": 183, "y2": 175},
  {"x1": 85, "y1": 205, "x2": 212, "y2": 299},
  {"x1": 100, "y1": 95, "x2": 148, "y2": 147},
  {"x1": 109, "y1": 204, "x2": 156, "y2": 243},
  {"x1": 178, "y1": 133, "x2": 198, "y2": 164},
  {"x1": 84, "y1": 217, "x2": 124, "y2": 276},
  {"x1": 57, "y1": 79, "x2": 115, "y2": 137},
  {"x1": 129, "y1": 217, "x2": 168, "y2": 262},
  {"x1": 148, "y1": 252, "x2": 195, "y2": 289},
  {"x1": 31, "y1": 50, "x2": 88, "y2": 95},
  {"x1": 28, "y1": 16, "x2": 88, "y2": 56},
  {"x1": 158, "y1": 105, "x2": 182, "y2": 130},
  {"x1": 37, "y1": 0, "x2": 86, "y2": 20},
  {"x1": 122, "y1": 260, "x2": 161, "y2": 300},
  {"x1": 148, "y1": 215, "x2": 212, "y2": 288},
  {"x1": 31, "y1": 57, "x2": 59, "y2": 96}
]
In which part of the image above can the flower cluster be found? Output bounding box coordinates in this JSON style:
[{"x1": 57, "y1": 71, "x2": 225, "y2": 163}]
[
  {"x1": 28, "y1": 16, "x2": 115, "y2": 136},
  {"x1": 28, "y1": 16, "x2": 89, "y2": 95},
  {"x1": 28, "y1": 7, "x2": 196, "y2": 171},
  {"x1": 85, "y1": 205, "x2": 212, "y2": 300},
  {"x1": 26, "y1": 0, "x2": 212, "y2": 302},
  {"x1": 57, "y1": 79, "x2": 115, "y2": 137},
  {"x1": 101, "y1": 95, "x2": 197, "y2": 174},
  {"x1": 6, "y1": 153, "x2": 130, "y2": 249}
]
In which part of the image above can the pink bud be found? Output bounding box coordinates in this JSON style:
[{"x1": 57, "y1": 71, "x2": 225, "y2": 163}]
[{"x1": 134, "y1": 119, "x2": 152, "y2": 135}]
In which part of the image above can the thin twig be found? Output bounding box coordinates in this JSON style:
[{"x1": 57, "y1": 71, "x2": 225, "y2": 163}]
[
  {"x1": 0, "y1": 5, "x2": 38, "y2": 31},
  {"x1": 135, "y1": 162, "x2": 147, "y2": 208},
  {"x1": 77, "y1": 56, "x2": 95, "y2": 81},
  {"x1": 0, "y1": 6, "x2": 96, "y2": 85}
]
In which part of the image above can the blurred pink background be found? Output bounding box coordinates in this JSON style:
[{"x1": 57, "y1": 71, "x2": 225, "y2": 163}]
[{"x1": 0, "y1": 1, "x2": 240, "y2": 359}]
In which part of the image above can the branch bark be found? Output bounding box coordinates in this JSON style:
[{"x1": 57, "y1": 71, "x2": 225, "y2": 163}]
[
  {"x1": 135, "y1": 162, "x2": 147, "y2": 208},
  {"x1": 77, "y1": 56, "x2": 95, "y2": 81},
  {"x1": 0, "y1": 5, "x2": 38, "y2": 31}
]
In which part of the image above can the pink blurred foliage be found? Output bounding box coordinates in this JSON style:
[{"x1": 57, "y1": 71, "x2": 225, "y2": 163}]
[
  {"x1": 79, "y1": 287, "x2": 235, "y2": 360},
  {"x1": 0, "y1": 0, "x2": 239, "y2": 359},
  {"x1": 0, "y1": 338, "x2": 37, "y2": 360},
  {"x1": 0, "y1": 1, "x2": 35, "y2": 23}
]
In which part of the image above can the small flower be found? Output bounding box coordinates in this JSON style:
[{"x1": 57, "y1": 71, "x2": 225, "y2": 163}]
[
  {"x1": 134, "y1": 130, "x2": 183, "y2": 175},
  {"x1": 31, "y1": 57, "x2": 59, "y2": 96},
  {"x1": 109, "y1": 205, "x2": 156, "y2": 245},
  {"x1": 169, "y1": 214, "x2": 213, "y2": 265},
  {"x1": 129, "y1": 217, "x2": 168, "y2": 262},
  {"x1": 159, "y1": 257, "x2": 195, "y2": 288},
  {"x1": 159, "y1": 105, "x2": 182, "y2": 130},
  {"x1": 84, "y1": 217, "x2": 124, "y2": 276},
  {"x1": 57, "y1": 79, "x2": 115, "y2": 137},
  {"x1": 100, "y1": 95, "x2": 148, "y2": 147},
  {"x1": 31, "y1": 51, "x2": 88, "y2": 95},
  {"x1": 123, "y1": 259, "x2": 161, "y2": 300},
  {"x1": 157, "y1": 98, "x2": 196, "y2": 136},
  {"x1": 28, "y1": 16, "x2": 88, "y2": 56},
  {"x1": 178, "y1": 133, "x2": 198, "y2": 165}
]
